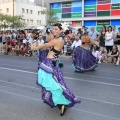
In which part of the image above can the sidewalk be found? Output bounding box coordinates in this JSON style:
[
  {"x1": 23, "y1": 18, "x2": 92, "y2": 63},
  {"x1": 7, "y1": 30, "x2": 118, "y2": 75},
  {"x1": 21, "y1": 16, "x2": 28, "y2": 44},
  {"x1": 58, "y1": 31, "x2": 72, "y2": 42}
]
[{"x1": 0, "y1": 51, "x2": 72, "y2": 60}]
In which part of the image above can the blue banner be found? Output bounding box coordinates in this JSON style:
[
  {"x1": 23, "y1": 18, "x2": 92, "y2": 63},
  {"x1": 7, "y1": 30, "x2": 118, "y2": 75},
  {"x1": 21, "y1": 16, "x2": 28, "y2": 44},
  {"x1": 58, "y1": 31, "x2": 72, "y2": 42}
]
[
  {"x1": 84, "y1": 0, "x2": 97, "y2": 6},
  {"x1": 72, "y1": 7, "x2": 82, "y2": 12},
  {"x1": 72, "y1": 1, "x2": 82, "y2": 7},
  {"x1": 84, "y1": 21, "x2": 96, "y2": 26},
  {"x1": 51, "y1": 3, "x2": 61, "y2": 9}
]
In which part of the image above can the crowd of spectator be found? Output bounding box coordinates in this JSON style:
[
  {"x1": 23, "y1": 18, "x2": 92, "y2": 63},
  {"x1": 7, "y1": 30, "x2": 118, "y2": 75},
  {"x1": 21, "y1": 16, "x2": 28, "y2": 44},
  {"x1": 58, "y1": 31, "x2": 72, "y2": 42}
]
[{"x1": 0, "y1": 25, "x2": 120, "y2": 66}]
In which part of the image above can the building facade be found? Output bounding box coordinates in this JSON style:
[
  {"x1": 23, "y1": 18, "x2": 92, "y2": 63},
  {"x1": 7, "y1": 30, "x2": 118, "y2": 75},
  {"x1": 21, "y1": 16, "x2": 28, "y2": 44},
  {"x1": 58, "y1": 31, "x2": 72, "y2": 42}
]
[
  {"x1": 49, "y1": 0, "x2": 120, "y2": 31},
  {"x1": 0, "y1": 0, "x2": 46, "y2": 27}
]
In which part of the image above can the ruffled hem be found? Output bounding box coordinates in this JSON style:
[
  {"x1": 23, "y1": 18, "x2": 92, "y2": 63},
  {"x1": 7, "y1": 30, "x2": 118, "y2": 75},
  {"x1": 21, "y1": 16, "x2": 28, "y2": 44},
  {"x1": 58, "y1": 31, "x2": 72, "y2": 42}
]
[
  {"x1": 37, "y1": 58, "x2": 81, "y2": 108},
  {"x1": 72, "y1": 63, "x2": 97, "y2": 72}
]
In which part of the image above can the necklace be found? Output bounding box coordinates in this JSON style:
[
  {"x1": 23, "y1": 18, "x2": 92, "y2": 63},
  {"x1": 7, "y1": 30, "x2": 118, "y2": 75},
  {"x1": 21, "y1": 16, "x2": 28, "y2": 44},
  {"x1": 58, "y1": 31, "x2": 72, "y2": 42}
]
[{"x1": 54, "y1": 36, "x2": 60, "y2": 39}]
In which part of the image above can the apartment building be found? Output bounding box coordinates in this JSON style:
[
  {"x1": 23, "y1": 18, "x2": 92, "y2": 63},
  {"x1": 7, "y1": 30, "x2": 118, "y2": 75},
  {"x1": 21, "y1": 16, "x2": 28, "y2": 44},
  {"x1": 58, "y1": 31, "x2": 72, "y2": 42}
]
[{"x1": 0, "y1": 0, "x2": 46, "y2": 27}]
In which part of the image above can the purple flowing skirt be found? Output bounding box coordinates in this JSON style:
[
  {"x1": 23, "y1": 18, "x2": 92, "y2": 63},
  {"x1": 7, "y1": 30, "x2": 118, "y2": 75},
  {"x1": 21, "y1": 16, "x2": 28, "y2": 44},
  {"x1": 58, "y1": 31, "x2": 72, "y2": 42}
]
[
  {"x1": 72, "y1": 46, "x2": 97, "y2": 72},
  {"x1": 38, "y1": 50, "x2": 49, "y2": 62},
  {"x1": 37, "y1": 58, "x2": 80, "y2": 108},
  {"x1": 38, "y1": 50, "x2": 49, "y2": 69}
]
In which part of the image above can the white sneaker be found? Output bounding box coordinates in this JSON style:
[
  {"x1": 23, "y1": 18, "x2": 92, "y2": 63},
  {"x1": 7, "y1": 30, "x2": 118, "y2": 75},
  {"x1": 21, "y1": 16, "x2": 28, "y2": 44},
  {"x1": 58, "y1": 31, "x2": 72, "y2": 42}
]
[
  {"x1": 98, "y1": 61, "x2": 101, "y2": 64},
  {"x1": 115, "y1": 60, "x2": 119, "y2": 66}
]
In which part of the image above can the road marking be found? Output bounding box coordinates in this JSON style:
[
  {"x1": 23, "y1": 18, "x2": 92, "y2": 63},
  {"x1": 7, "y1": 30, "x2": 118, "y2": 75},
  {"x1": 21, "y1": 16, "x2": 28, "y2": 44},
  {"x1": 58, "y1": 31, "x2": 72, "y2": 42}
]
[
  {"x1": 0, "y1": 79, "x2": 120, "y2": 106},
  {"x1": 63, "y1": 71, "x2": 120, "y2": 81},
  {"x1": 0, "y1": 63, "x2": 37, "y2": 70},
  {"x1": 0, "y1": 66, "x2": 120, "y2": 87},
  {"x1": 0, "y1": 89, "x2": 119, "y2": 120},
  {"x1": 0, "y1": 64, "x2": 120, "y2": 81}
]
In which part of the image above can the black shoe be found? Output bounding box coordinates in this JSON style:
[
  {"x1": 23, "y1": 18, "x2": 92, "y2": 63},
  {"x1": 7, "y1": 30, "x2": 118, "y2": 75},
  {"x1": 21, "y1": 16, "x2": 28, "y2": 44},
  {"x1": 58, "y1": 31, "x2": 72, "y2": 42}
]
[
  {"x1": 57, "y1": 105, "x2": 62, "y2": 110},
  {"x1": 60, "y1": 105, "x2": 67, "y2": 116}
]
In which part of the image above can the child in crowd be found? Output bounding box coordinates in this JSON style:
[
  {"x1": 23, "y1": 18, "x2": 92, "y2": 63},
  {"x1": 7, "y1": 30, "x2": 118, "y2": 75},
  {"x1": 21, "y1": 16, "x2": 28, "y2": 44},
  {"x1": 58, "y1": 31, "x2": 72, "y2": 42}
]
[
  {"x1": 93, "y1": 46, "x2": 102, "y2": 63},
  {"x1": 12, "y1": 41, "x2": 19, "y2": 55},
  {"x1": 24, "y1": 42, "x2": 32, "y2": 57},
  {"x1": 109, "y1": 45, "x2": 119, "y2": 64},
  {"x1": 101, "y1": 49, "x2": 108, "y2": 63}
]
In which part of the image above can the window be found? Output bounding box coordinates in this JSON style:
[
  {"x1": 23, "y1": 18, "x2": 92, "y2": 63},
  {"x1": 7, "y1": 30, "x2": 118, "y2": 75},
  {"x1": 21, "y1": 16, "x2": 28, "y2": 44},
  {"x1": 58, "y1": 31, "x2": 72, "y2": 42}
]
[
  {"x1": 0, "y1": 9, "x2": 2, "y2": 13},
  {"x1": 22, "y1": 8, "x2": 25, "y2": 13},
  {"x1": 30, "y1": 10, "x2": 33, "y2": 14},
  {"x1": 22, "y1": 19, "x2": 25, "y2": 23},
  {"x1": 37, "y1": 20, "x2": 41, "y2": 25},
  {"x1": 26, "y1": 9, "x2": 29, "y2": 14},
  {"x1": 38, "y1": 11, "x2": 41, "y2": 15},
  {"x1": 30, "y1": 19, "x2": 33, "y2": 25},
  {"x1": 6, "y1": 8, "x2": 9, "y2": 13},
  {"x1": 27, "y1": 19, "x2": 29, "y2": 24}
]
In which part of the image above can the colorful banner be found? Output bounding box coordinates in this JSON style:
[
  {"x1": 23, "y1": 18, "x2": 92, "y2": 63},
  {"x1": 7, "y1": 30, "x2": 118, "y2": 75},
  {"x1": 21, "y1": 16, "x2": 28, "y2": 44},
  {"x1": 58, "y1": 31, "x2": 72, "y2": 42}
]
[
  {"x1": 112, "y1": 3, "x2": 120, "y2": 9},
  {"x1": 72, "y1": 21, "x2": 82, "y2": 27},
  {"x1": 62, "y1": 2, "x2": 72, "y2": 8},
  {"x1": 72, "y1": 13, "x2": 82, "y2": 18},
  {"x1": 51, "y1": 1, "x2": 82, "y2": 19},
  {"x1": 84, "y1": 5, "x2": 96, "y2": 12},
  {"x1": 111, "y1": 10, "x2": 120, "y2": 16},
  {"x1": 84, "y1": 12, "x2": 96, "y2": 17},
  {"x1": 97, "y1": 11, "x2": 110, "y2": 16},
  {"x1": 62, "y1": 8, "x2": 71, "y2": 13},
  {"x1": 62, "y1": 13, "x2": 71, "y2": 18},
  {"x1": 97, "y1": 4, "x2": 111, "y2": 11},
  {"x1": 97, "y1": 0, "x2": 111, "y2": 4},
  {"x1": 112, "y1": 0, "x2": 120, "y2": 3},
  {"x1": 97, "y1": 20, "x2": 110, "y2": 25},
  {"x1": 51, "y1": 0, "x2": 120, "y2": 19},
  {"x1": 51, "y1": 3, "x2": 61, "y2": 9},
  {"x1": 52, "y1": 9, "x2": 61, "y2": 13},
  {"x1": 84, "y1": 0, "x2": 97, "y2": 6}
]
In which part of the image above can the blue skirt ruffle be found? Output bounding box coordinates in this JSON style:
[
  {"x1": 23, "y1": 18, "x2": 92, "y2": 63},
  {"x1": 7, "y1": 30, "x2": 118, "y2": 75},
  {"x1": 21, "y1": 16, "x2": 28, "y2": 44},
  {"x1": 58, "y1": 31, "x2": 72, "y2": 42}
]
[{"x1": 37, "y1": 58, "x2": 80, "y2": 108}]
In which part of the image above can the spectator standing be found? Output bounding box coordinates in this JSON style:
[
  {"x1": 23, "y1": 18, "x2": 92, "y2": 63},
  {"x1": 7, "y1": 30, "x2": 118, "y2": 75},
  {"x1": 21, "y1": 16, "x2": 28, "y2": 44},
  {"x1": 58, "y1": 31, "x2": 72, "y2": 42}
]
[
  {"x1": 99, "y1": 25, "x2": 107, "y2": 52},
  {"x1": 112, "y1": 25, "x2": 117, "y2": 42},
  {"x1": 105, "y1": 26, "x2": 114, "y2": 53},
  {"x1": 88, "y1": 26, "x2": 100, "y2": 51}
]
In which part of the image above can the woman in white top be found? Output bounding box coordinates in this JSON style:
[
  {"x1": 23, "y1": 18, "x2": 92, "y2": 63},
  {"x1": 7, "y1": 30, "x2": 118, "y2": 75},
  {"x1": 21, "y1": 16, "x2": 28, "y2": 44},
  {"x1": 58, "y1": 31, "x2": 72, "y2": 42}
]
[{"x1": 105, "y1": 26, "x2": 114, "y2": 53}]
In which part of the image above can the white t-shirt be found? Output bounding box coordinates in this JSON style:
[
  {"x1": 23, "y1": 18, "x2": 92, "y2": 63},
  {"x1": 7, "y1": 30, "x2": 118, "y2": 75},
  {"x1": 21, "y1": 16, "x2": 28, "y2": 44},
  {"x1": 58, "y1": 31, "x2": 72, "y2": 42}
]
[
  {"x1": 71, "y1": 40, "x2": 81, "y2": 48},
  {"x1": 28, "y1": 38, "x2": 33, "y2": 44},
  {"x1": 93, "y1": 51, "x2": 102, "y2": 59},
  {"x1": 38, "y1": 39, "x2": 44, "y2": 45},
  {"x1": 23, "y1": 39, "x2": 27, "y2": 44},
  {"x1": 105, "y1": 32, "x2": 114, "y2": 46}
]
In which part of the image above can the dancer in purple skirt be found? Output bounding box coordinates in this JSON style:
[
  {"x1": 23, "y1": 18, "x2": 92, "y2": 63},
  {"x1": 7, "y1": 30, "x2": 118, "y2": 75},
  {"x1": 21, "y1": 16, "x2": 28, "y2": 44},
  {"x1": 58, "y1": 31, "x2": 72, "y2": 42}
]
[
  {"x1": 37, "y1": 27, "x2": 54, "y2": 70},
  {"x1": 72, "y1": 28, "x2": 98, "y2": 72},
  {"x1": 31, "y1": 23, "x2": 80, "y2": 116}
]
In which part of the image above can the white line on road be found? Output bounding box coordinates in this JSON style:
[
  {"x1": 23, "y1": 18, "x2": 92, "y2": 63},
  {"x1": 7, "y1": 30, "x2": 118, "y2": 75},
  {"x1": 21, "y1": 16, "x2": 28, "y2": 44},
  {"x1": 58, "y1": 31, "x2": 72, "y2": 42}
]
[
  {"x1": 0, "y1": 79, "x2": 120, "y2": 106},
  {"x1": 0, "y1": 66, "x2": 120, "y2": 87},
  {"x1": 64, "y1": 71, "x2": 120, "y2": 81},
  {"x1": 0, "y1": 64, "x2": 120, "y2": 81},
  {"x1": 0, "y1": 89, "x2": 119, "y2": 120}
]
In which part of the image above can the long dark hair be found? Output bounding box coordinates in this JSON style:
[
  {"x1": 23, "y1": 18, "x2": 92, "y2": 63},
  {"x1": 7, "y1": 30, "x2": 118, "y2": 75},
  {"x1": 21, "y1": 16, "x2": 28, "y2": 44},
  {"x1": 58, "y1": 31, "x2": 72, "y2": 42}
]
[
  {"x1": 102, "y1": 25, "x2": 106, "y2": 32},
  {"x1": 113, "y1": 45, "x2": 118, "y2": 51},
  {"x1": 53, "y1": 23, "x2": 62, "y2": 30},
  {"x1": 108, "y1": 26, "x2": 112, "y2": 32}
]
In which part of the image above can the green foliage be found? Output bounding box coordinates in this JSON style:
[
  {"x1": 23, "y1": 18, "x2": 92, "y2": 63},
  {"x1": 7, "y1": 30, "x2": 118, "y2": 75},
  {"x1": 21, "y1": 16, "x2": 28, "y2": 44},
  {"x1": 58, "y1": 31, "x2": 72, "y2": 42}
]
[
  {"x1": 40, "y1": 9, "x2": 61, "y2": 25},
  {"x1": 0, "y1": 14, "x2": 25, "y2": 29}
]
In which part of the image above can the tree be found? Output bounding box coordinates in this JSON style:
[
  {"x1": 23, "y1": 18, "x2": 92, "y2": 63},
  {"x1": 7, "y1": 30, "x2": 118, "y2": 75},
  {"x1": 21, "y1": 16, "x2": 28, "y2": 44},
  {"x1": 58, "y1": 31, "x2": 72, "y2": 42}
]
[
  {"x1": 40, "y1": 9, "x2": 61, "y2": 25},
  {"x1": 9, "y1": 15, "x2": 25, "y2": 28},
  {"x1": 0, "y1": 14, "x2": 25, "y2": 30}
]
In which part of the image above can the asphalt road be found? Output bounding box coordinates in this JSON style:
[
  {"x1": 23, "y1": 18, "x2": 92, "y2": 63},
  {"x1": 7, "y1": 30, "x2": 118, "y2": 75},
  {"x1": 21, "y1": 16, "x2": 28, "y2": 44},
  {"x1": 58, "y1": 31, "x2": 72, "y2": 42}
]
[{"x1": 0, "y1": 53, "x2": 120, "y2": 120}]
